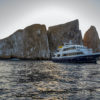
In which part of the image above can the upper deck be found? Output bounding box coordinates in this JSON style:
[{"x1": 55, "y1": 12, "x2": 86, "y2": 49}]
[{"x1": 53, "y1": 42, "x2": 93, "y2": 58}]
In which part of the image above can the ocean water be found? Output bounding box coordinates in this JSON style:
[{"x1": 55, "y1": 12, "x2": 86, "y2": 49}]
[{"x1": 0, "y1": 60, "x2": 100, "y2": 100}]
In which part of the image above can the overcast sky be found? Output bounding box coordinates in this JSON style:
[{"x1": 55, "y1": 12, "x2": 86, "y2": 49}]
[{"x1": 0, "y1": 0, "x2": 100, "y2": 39}]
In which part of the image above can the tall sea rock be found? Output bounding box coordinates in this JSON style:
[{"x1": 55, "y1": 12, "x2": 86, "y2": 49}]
[
  {"x1": 83, "y1": 26, "x2": 100, "y2": 52},
  {"x1": 0, "y1": 24, "x2": 50, "y2": 59},
  {"x1": 47, "y1": 19, "x2": 83, "y2": 54}
]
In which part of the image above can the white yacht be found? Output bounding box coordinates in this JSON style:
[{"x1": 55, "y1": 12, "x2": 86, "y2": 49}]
[{"x1": 52, "y1": 42, "x2": 100, "y2": 63}]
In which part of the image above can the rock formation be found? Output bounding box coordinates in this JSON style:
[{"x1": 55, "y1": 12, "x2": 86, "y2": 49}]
[
  {"x1": 47, "y1": 19, "x2": 83, "y2": 54},
  {"x1": 0, "y1": 24, "x2": 50, "y2": 59},
  {"x1": 83, "y1": 26, "x2": 100, "y2": 52}
]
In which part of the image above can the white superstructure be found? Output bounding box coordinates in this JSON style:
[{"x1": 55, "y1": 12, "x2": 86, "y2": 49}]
[{"x1": 52, "y1": 42, "x2": 93, "y2": 58}]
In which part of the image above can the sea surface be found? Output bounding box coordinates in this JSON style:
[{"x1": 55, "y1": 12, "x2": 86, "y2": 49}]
[{"x1": 0, "y1": 60, "x2": 100, "y2": 100}]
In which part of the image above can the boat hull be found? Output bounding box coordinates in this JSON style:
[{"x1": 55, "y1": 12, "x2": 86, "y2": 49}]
[{"x1": 52, "y1": 53, "x2": 100, "y2": 63}]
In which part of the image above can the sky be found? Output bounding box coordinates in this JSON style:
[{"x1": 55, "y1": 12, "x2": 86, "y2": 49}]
[{"x1": 0, "y1": 0, "x2": 100, "y2": 39}]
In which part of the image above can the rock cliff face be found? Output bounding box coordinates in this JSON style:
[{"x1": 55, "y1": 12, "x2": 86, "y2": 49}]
[
  {"x1": 47, "y1": 20, "x2": 82, "y2": 53},
  {"x1": 0, "y1": 24, "x2": 50, "y2": 59},
  {"x1": 83, "y1": 26, "x2": 100, "y2": 52}
]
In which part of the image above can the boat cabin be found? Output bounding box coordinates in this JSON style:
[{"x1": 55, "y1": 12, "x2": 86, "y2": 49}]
[{"x1": 53, "y1": 44, "x2": 93, "y2": 58}]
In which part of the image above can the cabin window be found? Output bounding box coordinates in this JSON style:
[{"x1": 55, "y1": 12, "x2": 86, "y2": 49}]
[
  {"x1": 68, "y1": 52, "x2": 83, "y2": 56},
  {"x1": 68, "y1": 53, "x2": 77, "y2": 56},
  {"x1": 77, "y1": 52, "x2": 83, "y2": 55},
  {"x1": 63, "y1": 54, "x2": 67, "y2": 56},
  {"x1": 63, "y1": 47, "x2": 76, "y2": 51},
  {"x1": 57, "y1": 50, "x2": 59, "y2": 52},
  {"x1": 63, "y1": 48, "x2": 68, "y2": 51},
  {"x1": 57, "y1": 54, "x2": 60, "y2": 57},
  {"x1": 62, "y1": 52, "x2": 83, "y2": 56},
  {"x1": 53, "y1": 55, "x2": 55, "y2": 57}
]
